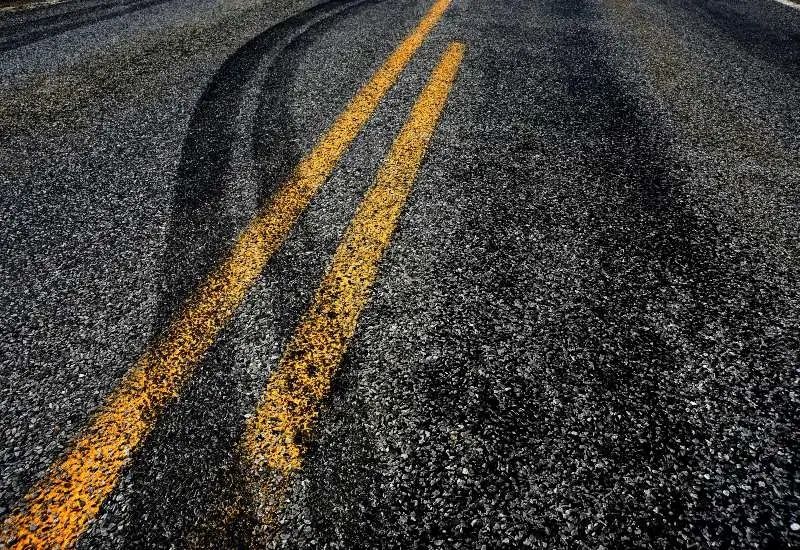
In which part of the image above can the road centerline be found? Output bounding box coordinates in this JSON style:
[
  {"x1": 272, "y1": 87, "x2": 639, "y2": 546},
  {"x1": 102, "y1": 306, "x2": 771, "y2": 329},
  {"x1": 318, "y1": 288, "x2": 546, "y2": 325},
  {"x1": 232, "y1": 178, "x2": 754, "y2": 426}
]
[
  {"x1": 240, "y1": 40, "x2": 465, "y2": 531},
  {"x1": 0, "y1": 0, "x2": 452, "y2": 547}
]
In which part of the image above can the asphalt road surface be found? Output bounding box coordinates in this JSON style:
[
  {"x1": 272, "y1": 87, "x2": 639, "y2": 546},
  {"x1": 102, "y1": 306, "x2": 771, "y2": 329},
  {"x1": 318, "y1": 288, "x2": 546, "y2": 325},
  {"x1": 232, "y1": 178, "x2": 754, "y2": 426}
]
[{"x1": 1, "y1": 0, "x2": 799, "y2": 548}]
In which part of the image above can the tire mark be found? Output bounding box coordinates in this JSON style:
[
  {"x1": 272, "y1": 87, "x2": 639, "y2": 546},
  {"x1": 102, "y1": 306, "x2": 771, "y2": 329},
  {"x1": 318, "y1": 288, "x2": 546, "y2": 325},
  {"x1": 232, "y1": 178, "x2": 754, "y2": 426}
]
[
  {"x1": 153, "y1": 0, "x2": 365, "y2": 339},
  {"x1": 676, "y1": 0, "x2": 800, "y2": 80},
  {"x1": 0, "y1": 0, "x2": 145, "y2": 33},
  {"x1": 115, "y1": 1, "x2": 378, "y2": 546},
  {"x1": 0, "y1": 0, "x2": 176, "y2": 51}
]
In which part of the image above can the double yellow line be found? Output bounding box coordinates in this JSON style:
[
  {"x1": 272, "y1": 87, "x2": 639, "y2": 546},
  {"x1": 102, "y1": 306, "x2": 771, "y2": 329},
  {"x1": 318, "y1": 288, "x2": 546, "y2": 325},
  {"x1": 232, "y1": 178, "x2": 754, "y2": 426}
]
[
  {"x1": 241, "y1": 41, "x2": 464, "y2": 529},
  {"x1": 1, "y1": 0, "x2": 462, "y2": 547}
]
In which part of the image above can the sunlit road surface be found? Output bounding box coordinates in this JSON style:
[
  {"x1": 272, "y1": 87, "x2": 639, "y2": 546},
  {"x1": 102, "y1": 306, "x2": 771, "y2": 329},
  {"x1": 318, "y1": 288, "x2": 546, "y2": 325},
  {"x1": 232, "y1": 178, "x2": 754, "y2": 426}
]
[{"x1": 1, "y1": 0, "x2": 798, "y2": 547}]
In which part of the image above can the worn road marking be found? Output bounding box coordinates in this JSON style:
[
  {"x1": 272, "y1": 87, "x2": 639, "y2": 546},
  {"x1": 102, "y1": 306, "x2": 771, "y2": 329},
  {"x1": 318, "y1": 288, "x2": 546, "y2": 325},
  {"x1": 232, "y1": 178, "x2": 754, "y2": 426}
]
[
  {"x1": 241, "y1": 41, "x2": 465, "y2": 526},
  {"x1": 0, "y1": 0, "x2": 452, "y2": 547}
]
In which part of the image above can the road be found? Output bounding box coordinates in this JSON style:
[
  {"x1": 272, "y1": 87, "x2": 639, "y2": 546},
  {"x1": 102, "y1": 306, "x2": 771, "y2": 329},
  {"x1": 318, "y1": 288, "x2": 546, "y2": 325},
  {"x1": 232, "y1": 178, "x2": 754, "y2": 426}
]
[{"x1": 0, "y1": 0, "x2": 798, "y2": 547}]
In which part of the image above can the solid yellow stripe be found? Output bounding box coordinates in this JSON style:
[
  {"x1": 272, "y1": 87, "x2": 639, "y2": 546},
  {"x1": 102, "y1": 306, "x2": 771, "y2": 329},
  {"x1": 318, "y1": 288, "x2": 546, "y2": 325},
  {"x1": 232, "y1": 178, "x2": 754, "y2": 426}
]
[
  {"x1": 0, "y1": 1, "x2": 452, "y2": 547},
  {"x1": 242, "y1": 42, "x2": 465, "y2": 486}
]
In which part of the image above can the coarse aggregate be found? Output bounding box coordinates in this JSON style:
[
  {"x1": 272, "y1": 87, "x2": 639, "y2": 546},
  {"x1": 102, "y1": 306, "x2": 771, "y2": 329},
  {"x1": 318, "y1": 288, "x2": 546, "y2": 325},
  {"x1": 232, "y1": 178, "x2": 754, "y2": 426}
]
[{"x1": 1, "y1": 0, "x2": 798, "y2": 548}]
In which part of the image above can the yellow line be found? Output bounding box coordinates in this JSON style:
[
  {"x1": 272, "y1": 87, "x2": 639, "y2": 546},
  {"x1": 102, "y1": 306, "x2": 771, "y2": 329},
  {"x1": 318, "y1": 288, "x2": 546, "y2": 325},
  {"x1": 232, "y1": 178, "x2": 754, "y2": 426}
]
[
  {"x1": 241, "y1": 41, "x2": 465, "y2": 506},
  {"x1": 0, "y1": 1, "x2": 452, "y2": 547}
]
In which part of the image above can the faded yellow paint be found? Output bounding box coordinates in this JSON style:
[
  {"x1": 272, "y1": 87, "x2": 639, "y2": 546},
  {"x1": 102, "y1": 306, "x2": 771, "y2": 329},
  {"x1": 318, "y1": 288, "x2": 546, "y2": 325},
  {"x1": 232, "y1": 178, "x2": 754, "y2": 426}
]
[
  {"x1": 242, "y1": 42, "x2": 464, "y2": 486},
  {"x1": 0, "y1": 1, "x2": 452, "y2": 547}
]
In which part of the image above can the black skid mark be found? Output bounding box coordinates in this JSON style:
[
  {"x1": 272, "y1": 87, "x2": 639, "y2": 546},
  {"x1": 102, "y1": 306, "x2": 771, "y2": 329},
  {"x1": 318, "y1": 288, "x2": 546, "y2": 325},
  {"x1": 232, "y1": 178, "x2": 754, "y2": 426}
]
[
  {"x1": 116, "y1": 0, "x2": 382, "y2": 547},
  {"x1": 0, "y1": 0, "x2": 178, "y2": 52},
  {"x1": 154, "y1": 0, "x2": 367, "y2": 339},
  {"x1": 677, "y1": 0, "x2": 800, "y2": 80}
]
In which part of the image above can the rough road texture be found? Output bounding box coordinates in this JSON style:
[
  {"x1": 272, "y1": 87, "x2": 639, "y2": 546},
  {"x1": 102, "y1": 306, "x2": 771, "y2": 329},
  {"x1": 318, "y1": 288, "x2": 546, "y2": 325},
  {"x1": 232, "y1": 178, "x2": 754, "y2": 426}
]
[{"x1": 1, "y1": 0, "x2": 798, "y2": 548}]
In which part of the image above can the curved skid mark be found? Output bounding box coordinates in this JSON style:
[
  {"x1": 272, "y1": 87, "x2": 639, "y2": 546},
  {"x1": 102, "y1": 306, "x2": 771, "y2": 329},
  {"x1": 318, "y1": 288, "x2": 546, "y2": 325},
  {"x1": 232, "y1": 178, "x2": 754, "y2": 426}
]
[
  {"x1": 0, "y1": 0, "x2": 177, "y2": 51},
  {"x1": 0, "y1": 0, "x2": 451, "y2": 546},
  {"x1": 155, "y1": 0, "x2": 370, "y2": 338}
]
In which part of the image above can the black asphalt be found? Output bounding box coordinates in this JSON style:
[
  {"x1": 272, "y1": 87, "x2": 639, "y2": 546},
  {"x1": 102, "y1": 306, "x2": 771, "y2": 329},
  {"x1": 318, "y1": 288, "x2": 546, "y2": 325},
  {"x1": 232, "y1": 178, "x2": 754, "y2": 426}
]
[{"x1": 1, "y1": 0, "x2": 799, "y2": 548}]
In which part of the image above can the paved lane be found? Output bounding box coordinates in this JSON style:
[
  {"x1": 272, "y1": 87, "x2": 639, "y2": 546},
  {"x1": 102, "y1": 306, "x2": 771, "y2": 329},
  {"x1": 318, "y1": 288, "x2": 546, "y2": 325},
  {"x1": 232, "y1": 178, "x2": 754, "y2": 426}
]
[{"x1": 1, "y1": 0, "x2": 798, "y2": 548}]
